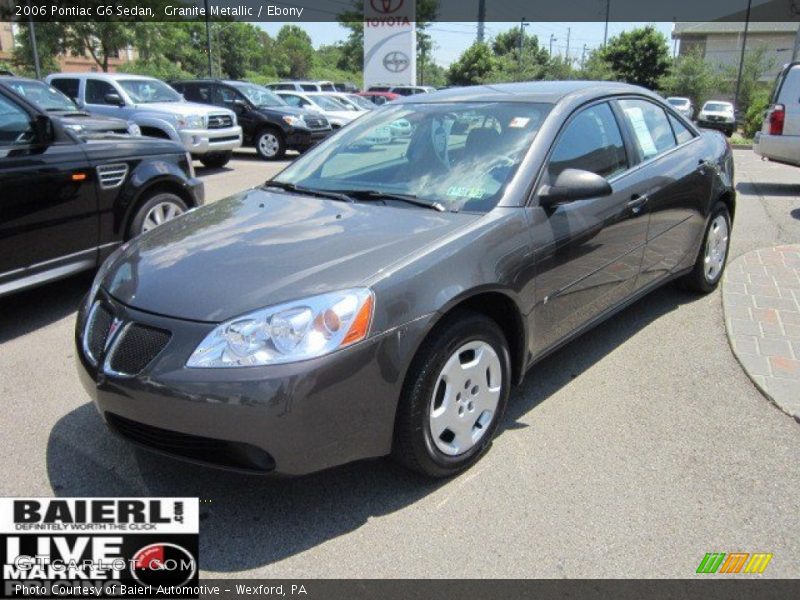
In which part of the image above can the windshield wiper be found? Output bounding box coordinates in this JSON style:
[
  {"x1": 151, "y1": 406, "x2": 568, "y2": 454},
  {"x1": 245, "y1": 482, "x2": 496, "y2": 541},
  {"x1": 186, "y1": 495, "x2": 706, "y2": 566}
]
[
  {"x1": 265, "y1": 181, "x2": 355, "y2": 203},
  {"x1": 329, "y1": 189, "x2": 446, "y2": 212}
]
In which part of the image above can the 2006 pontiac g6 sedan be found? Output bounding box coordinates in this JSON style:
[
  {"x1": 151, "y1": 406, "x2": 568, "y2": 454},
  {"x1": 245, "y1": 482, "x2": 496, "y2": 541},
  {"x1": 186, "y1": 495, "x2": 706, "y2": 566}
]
[{"x1": 76, "y1": 82, "x2": 735, "y2": 478}]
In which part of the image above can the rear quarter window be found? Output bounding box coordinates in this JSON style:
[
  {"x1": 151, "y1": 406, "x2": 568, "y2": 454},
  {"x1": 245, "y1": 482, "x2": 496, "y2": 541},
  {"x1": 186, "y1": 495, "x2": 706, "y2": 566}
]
[
  {"x1": 774, "y1": 65, "x2": 800, "y2": 104},
  {"x1": 50, "y1": 78, "x2": 80, "y2": 101}
]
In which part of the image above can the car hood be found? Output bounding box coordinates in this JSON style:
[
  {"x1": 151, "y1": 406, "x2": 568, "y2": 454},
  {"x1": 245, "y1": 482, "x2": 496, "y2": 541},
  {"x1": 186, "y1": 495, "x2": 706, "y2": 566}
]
[
  {"x1": 133, "y1": 101, "x2": 234, "y2": 118},
  {"x1": 103, "y1": 188, "x2": 477, "y2": 322},
  {"x1": 53, "y1": 111, "x2": 129, "y2": 131}
]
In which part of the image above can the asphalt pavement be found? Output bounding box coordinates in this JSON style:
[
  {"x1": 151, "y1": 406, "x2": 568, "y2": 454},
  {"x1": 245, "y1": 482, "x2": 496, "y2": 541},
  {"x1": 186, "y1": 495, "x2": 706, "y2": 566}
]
[{"x1": 0, "y1": 149, "x2": 798, "y2": 578}]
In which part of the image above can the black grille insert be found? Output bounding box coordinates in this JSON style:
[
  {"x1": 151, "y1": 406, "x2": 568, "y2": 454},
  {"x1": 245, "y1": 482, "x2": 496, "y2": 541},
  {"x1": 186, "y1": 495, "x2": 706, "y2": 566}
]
[
  {"x1": 106, "y1": 414, "x2": 275, "y2": 472},
  {"x1": 305, "y1": 116, "x2": 328, "y2": 129},
  {"x1": 108, "y1": 324, "x2": 171, "y2": 375},
  {"x1": 208, "y1": 114, "x2": 233, "y2": 129},
  {"x1": 86, "y1": 304, "x2": 114, "y2": 363}
]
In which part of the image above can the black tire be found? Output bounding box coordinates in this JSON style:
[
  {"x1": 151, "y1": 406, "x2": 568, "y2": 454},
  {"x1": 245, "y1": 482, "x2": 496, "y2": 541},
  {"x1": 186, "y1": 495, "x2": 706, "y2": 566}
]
[
  {"x1": 681, "y1": 201, "x2": 731, "y2": 293},
  {"x1": 128, "y1": 191, "x2": 188, "y2": 239},
  {"x1": 392, "y1": 310, "x2": 512, "y2": 478},
  {"x1": 254, "y1": 128, "x2": 286, "y2": 160},
  {"x1": 199, "y1": 151, "x2": 232, "y2": 169}
]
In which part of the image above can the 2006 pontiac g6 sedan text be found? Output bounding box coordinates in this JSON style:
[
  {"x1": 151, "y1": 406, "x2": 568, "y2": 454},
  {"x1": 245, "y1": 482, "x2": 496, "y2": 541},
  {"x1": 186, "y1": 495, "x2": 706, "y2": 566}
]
[{"x1": 76, "y1": 82, "x2": 735, "y2": 478}]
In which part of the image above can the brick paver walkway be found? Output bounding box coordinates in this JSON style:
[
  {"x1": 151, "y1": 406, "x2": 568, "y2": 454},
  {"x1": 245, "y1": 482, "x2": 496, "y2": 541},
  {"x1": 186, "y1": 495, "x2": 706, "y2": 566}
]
[{"x1": 722, "y1": 245, "x2": 800, "y2": 419}]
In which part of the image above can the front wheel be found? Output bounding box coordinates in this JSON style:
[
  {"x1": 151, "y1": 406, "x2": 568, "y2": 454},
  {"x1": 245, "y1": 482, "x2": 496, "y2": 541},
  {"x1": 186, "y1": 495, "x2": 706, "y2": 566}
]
[
  {"x1": 128, "y1": 192, "x2": 188, "y2": 239},
  {"x1": 392, "y1": 310, "x2": 511, "y2": 478},
  {"x1": 681, "y1": 201, "x2": 731, "y2": 293},
  {"x1": 254, "y1": 129, "x2": 285, "y2": 160},
  {"x1": 199, "y1": 151, "x2": 232, "y2": 169}
]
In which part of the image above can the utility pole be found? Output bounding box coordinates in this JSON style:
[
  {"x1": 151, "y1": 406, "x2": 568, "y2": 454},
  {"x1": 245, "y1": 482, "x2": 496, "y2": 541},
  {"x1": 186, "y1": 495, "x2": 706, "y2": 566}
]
[
  {"x1": 565, "y1": 27, "x2": 571, "y2": 64},
  {"x1": 25, "y1": 0, "x2": 41, "y2": 79},
  {"x1": 204, "y1": 0, "x2": 213, "y2": 77},
  {"x1": 733, "y1": 0, "x2": 752, "y2": 111},
  {"x1": 549, "y1": 33, "x2": 557, "y2": 56},
  {"x1": 581, "y1": 44, "x2": 587, "y2": 69},
  {"x1": 518, "y1": 18, "x2": 528, "y2": 74},
  {"x1": 603, "y1": 0, "x2": 610, "y2": 47},
  {"x1": 477, "y1": 0, "x2": 486, "y2": 43}
]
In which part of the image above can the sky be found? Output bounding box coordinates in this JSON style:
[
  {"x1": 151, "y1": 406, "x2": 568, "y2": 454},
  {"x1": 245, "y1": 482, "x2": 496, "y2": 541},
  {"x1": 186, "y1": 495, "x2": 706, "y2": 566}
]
[{"x1": 258, "y1": 22, "x2": 676, "y2": 67}]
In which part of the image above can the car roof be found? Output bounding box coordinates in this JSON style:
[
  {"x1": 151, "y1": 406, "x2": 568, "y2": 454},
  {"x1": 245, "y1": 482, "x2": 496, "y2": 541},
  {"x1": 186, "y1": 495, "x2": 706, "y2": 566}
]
[
  {"x1": 49, "y1": 72, "x2": 157, "y2": 81},
  {"x1": 393, "y1": 80, "x2": 651, "y2": 105}
]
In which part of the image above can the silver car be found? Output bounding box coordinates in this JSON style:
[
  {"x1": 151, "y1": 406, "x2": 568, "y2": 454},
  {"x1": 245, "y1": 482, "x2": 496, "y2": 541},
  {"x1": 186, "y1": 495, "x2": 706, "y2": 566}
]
[{"x1": 666, "y1": 96, "x2": 694, "y2": 120}]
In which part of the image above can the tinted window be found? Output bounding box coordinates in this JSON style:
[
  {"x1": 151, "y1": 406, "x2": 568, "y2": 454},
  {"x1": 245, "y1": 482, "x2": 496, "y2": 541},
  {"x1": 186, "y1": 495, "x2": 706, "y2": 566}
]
[
  {"x1": 0, "y1": 93, "x2": 33, "y2": 146},
  {"x1": 618, "y1": 99, "x2": 676, "y2": 160},
  {"x1": 280, "y1": 94, "x2": 305, "y2": 107},
  {"x1": 5, "y1": 80, "x2": 76, "y2": 112},
  {"x1": 549, "y1": 102, "x2": 627, "y2": 179},
  {"x1": 50, "y1": 78, "x2": 80, "y2": 101},
  {"x1": 215, "y1": 85, "x2": 245, "y2": 106},
  {"x1": 179, "y1": 83, "x2": 213, "y2": 104},
  {"x1": 300, "y1": 84, "x2": 318, "y2": 91},
  {"x1": 85, "y1": 79, "x2": 118, "y2": 104},
  {"x1": 668, "y1": 114, "x2": 694, "y2": 144}
]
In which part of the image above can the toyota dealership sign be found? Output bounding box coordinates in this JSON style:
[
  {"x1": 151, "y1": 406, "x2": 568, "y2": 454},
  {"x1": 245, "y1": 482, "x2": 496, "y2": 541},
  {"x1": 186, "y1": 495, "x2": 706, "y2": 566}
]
[{"x1": 363, "y1": 0, "x2": 416, "y2": 88}]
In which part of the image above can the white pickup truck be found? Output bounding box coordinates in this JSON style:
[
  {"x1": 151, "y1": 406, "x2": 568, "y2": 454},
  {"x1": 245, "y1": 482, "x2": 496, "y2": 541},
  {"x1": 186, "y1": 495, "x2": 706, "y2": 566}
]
[{"x1": 47, "y1": 72, "x2": 242, "y2": 168}]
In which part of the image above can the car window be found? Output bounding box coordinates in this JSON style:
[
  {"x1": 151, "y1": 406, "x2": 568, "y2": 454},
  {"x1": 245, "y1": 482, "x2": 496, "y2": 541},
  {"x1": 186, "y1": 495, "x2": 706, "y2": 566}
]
[
  {"x1": 280, "y1": 94, "x2": 305, "y2": 107},
  {"x1": 0, "y1": 93, "x2": 34, "y2": 146},
  {"x1": 85, "y1": 79, "x2": 118, "y2": 105},
  {"x1": 231, "y1": 84, "x2": 284, "y2": 107},
  {"x1": 300, "y1": 84, "x2": 318, "y2": 91},
  {"x1": 274, "y1": 101, "x2": 550, "y2": 214},
  {"x1": 50, "y1": 78, "x2": 80, "y2": 102},
  {"x1": 311, "y1": 95, "x2": 345, "y2": 111},
  {"x1": 668, "y1": 114, "x2": 694, "y2": 144},
  {"x1": 215, "y1": 85, "x2": 246, "y2": 107},
  {"x1": 117, "y1": 79, "x2": 181, "y2": 103},
  {"x1": 180, "y1": 83, "x2": 213, "y2": 104},
  {"x1": 618, "y1": 98, "x2": 676, "y2": 161},
  {"x1": 5, "y1": 80, "x2": 76, "y2": 112},
  {"x1": 549, "y1": 102, "x2": 627, "y2": 179}
]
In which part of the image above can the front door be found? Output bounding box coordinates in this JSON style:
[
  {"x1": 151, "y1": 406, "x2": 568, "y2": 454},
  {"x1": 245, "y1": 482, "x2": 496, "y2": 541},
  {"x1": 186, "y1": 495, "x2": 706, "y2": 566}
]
[{"x1": 527, "y1": 101, "x2": 649, "y2": 357}]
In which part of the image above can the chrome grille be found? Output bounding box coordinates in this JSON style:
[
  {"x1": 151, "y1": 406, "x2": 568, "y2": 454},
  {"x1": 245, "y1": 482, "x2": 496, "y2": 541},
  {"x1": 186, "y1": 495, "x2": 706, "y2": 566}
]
[
  {"x1": 96, "y1": 163, "x2": 128, "y2": 189},
  {"x1": 208, "y1": 114, "x2": 233, "y2": 129}
]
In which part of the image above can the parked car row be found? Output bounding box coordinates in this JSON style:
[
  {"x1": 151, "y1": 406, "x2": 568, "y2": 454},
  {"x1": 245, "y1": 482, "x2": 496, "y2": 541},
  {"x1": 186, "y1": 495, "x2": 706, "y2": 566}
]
[{"x1": 665, "y1": 95, "x2": 738, "y2": 137}]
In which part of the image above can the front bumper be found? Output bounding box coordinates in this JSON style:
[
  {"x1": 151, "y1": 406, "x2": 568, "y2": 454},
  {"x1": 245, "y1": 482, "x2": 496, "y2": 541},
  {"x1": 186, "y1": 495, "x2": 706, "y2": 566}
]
[
  {"x1": 286, "y1": 127, "x2": 333, "y2": 150},
  {"x1": 697, "y1": 120, "x2": 735, "y2": 133},
  {"x1": 179, "y1": 126, "x2": 242, "y2": 155},
  {"x1": 75, "y1": 291, "x2": 433, "y2": 475}
]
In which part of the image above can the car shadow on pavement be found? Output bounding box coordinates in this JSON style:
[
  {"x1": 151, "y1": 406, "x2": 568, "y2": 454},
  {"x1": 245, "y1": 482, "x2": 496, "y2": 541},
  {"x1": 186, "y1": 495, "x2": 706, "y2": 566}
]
[
  {"x1": 46, "y1": 284, "x2": 696, "y2": 572},
  {"x1": 736, "y1": 181, "x2": 800, "y2": 197},
  {"x1": 0, "y1": 272, "x2": 92, "y2": 344},
  {"x1": 791, "y1": 208, "x2": 800, "y2": 221}
]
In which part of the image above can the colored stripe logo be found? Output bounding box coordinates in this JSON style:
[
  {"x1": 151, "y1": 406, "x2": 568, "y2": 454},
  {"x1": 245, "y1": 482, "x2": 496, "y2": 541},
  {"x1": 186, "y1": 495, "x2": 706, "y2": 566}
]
[{"x1": 697, "y1": 552, "x2": 773, "y2": 574}]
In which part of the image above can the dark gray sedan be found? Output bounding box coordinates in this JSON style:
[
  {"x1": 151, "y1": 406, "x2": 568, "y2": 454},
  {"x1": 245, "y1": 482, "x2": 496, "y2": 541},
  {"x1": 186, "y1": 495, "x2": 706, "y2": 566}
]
[{"x1": 75, "y1": 81, "x2": 735, "y2": 478}]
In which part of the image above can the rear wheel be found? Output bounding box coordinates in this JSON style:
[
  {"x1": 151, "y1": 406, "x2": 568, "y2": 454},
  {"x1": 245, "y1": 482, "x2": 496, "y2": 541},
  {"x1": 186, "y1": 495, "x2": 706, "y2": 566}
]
[
  {"x1": 681, "y1": 201, "x2": 731, "y2": 293},
  {"x1": 392, "y1": 310, "x2": 511, "y2": 478},
  {"x1": 199, "y1": 151, "x2": 232, "y2": 169},
  {"x1": 128, "y1": 192, "x2": 188, "y2": 239},
  {"x1": 255, "y1": 129, "x2": 285, "y2": 160}
]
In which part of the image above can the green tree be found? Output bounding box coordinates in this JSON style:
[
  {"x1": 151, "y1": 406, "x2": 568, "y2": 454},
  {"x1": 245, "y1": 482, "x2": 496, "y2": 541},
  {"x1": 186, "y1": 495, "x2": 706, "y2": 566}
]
[
  {"x1": 447, "y1": 42, "x2": 497, "y2": 86},
  {"x1": 659, "y1": 48, "x2": 725, "y2": 110},
  {"x1": 63, "y1": 23, "x2": 137, "y2": 72},
  {"x1": 596, "y1": 26, "x2": 671, "y2": 89},
  {"x1": 743, "y1": 87, "x2": 770, "y2": 138},
  {"x1": 12, "y1": 21, "x2": 63, "y2": 76},
  {"x1": 275, "y1": 25, "x2": 314, "y2": 78},
  {"x1": 726, "y1": 45, "x2": 775, "y2": 115},
  {"x1": 579, "y1": 48, "x2": 616, "y2": 81},
  {"x1": 216, "y1": 23, "x2": 272, "y2": 80}
]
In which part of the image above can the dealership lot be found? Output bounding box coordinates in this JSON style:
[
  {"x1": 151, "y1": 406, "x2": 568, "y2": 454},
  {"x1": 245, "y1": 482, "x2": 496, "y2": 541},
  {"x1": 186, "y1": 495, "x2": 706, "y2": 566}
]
[{"x1": 0, "y1": 149, "x2": 798, "y2": 577}]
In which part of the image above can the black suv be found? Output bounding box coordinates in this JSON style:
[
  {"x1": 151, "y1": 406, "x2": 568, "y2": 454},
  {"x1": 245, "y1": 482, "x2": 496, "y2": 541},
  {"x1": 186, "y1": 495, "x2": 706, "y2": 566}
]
[
  {"x1": 0, "y1": 76, "x2": 136, "y2": 136},
  {"x1": 0, "y1": 84, "x2": 203, "y2": 298},
  {"x1": 171, "y1": 79, "x2": 332, "y2": 160}
]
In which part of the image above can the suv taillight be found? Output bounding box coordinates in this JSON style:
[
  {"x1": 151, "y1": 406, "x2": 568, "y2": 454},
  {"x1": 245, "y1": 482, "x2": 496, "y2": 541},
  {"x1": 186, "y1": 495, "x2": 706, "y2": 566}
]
[{"x1": 769, "y1": 104, "x2": 785, "y2": 135}]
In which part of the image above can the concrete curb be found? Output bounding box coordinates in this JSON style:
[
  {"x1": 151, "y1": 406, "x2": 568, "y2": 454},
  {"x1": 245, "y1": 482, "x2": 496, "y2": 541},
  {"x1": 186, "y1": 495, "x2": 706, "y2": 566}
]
[
  {"x1": 730, "y1": 144, "x2": 753, "y2": 150},
  {"x1": 721, "y1": 245, "x2": 800, "y2": 421}
]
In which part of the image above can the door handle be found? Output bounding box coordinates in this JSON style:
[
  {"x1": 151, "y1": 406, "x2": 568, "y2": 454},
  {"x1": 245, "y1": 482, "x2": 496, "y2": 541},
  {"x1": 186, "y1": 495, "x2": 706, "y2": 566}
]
[{"x1": 627, "y1": 194, "x2": 648, "y2": 215}]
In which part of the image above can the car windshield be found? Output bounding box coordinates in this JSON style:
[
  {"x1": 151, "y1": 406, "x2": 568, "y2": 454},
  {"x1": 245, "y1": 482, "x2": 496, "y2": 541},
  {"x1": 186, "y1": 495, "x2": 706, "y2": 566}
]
[
  {"x1": 273, "y1": 101, "x2": 550, "y2": 213},
  {"x1": 233, "y1": 83, "x2": 284, "y2": 107},
  {"x1": 704, "y1": 102, "x2": 732, "y2": 112},
  {"x1": 311, "y1": 95, "x2": 346, "y2": 111},
  {"x1": 118, "y1": 79, "x2": 181, "y2": 103},
  {"x1": 348, "y1": 94, "x2": 374, "y2": 110},
  {"x1": 6, "y1": 80, "x2": 77, "y2": 112}
]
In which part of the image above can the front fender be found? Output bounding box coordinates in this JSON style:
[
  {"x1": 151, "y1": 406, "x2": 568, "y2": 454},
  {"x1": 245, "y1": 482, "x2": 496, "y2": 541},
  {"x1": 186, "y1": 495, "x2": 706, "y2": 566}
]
[{"x1": 134, "y1": 115, "x2": 180, "y2": 141}]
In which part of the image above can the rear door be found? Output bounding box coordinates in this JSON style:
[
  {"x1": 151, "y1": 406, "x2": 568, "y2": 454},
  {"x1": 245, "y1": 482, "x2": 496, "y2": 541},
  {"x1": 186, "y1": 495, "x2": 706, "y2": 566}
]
[
  {"x1": 0, "y1": 89, "x2": 98, "y2": 288},
  {"x1": 614, "y1": 97, "x2": 710, "y2": 286},
  {"x1": 528, "y1": 100, "x2": 648, "y2": 356}
]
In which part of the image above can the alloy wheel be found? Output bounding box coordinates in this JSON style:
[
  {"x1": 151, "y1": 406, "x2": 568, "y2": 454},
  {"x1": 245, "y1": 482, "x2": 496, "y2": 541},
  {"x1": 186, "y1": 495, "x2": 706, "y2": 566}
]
[
  {"x1": 141, "y1": 201, "x2": 184, "y2": 233},
  {"x1": 258, "y1": 133, "x2": 280, "y2": 158},
  {"x1": 429, "y1": 341, "x2": 503, "y2": 456}
]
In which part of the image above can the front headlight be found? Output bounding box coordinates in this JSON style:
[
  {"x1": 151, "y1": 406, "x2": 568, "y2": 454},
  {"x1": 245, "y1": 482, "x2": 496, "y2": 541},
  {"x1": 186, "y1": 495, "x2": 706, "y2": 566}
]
[
  {"x1": 282, "y1": 115, "x2": 304, "y2": 127},
  {"x1": 177, "y1": 114, "x2": 204, "y2": 129},
  {"x1": 186, "y1": 289, "x2": 374, "y2": 368},
  {"x1": 127, "y1": 122, "x2": 141, "y2": 136}
]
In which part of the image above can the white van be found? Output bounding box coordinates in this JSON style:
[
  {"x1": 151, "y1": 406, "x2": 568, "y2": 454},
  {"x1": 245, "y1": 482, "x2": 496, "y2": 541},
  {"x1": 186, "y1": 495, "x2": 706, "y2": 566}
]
[{"x1": 753, "y1": 61, "x2": 800, "y2": 166}]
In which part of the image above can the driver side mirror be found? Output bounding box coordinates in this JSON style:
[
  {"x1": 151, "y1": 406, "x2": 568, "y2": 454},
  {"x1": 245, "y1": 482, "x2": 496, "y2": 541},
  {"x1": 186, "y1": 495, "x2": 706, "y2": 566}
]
[
  {"x1": 232, "y1": 99, "x2": 248, "y2": 113},
  {"x1": 538, "y1": 168, "x2": 612, "y2": 208},
  {"x1": 104, "y1": 92, "x2": 125, "y2": 106},
  {"x1": 32, "y1": 114, "x2": 55, "y2": 145}
]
